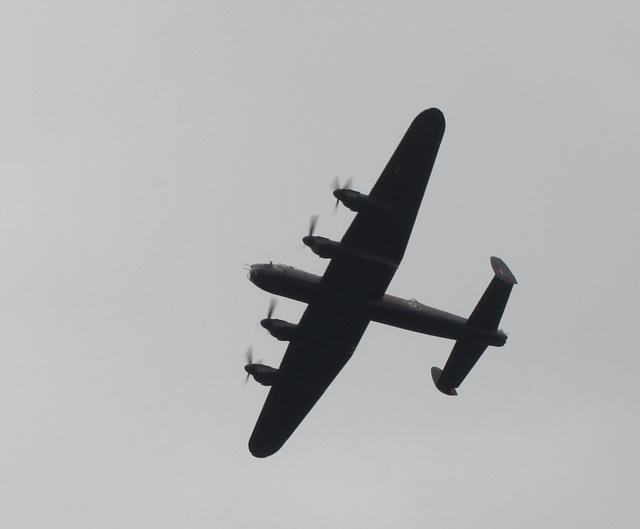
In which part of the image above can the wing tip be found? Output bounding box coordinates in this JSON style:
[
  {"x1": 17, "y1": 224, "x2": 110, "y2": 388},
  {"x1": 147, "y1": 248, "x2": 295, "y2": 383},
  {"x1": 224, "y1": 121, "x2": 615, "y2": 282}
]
[
  {"x1": 414, "y1": 108, "x2": 445, "y2": 135},
  {"x1": 248, "y1": 437, "x2": 281, "y2": 458},
  {"x1": 249, "y1": 426, "x2": 290, "y2": 458}
]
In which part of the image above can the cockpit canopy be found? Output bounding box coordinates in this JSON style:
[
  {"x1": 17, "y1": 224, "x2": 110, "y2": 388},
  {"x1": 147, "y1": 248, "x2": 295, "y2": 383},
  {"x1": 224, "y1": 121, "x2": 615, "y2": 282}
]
[
  {"x1": 247, "y1": 262, "x2": 299, "y2": 280},
  {"x1": 250, "y1": 262, "x2": 297, "y2": 271}
]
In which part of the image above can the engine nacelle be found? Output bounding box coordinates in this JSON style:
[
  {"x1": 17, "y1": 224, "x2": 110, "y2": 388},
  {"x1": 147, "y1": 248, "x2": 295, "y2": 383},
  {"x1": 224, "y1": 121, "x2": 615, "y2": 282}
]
[
  {"x1": 302, "y1": 235, "x2": 398, "y2": 269},
  {"x1": 302, "y1": 235, "x2": 340, "y2": 259},
  {"x1": 333, "y1": 188, "x2": 395, "y2": 214},
  {"x1": 260, "y1": 318, "x2": 298, "y2": 341},
  {"x1": 245, "y1": 363, "x2": 279, "y2": 386}
]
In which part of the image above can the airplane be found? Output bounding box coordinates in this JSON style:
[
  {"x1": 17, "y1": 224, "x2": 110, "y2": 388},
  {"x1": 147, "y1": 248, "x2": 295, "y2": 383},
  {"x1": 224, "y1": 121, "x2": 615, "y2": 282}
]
[{"x1": 245, "y1": 108, "x2": 517, "y2": 458}]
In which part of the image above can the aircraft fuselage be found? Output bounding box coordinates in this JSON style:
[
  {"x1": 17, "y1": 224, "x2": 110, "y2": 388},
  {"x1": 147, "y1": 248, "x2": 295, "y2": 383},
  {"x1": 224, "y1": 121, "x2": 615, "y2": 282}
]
[{"x1": 248, "y1": 263, "x2": 507, "y2": 347}]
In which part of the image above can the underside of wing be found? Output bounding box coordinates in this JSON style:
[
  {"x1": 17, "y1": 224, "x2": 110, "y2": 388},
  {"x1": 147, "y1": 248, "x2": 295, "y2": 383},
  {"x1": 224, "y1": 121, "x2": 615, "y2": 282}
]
[
  {"x1": 249, "y1": 302, "x2": 369, "y2": 458},
  {"x1": 322, "y1": 108, "x2": 446, "y2": 299}
]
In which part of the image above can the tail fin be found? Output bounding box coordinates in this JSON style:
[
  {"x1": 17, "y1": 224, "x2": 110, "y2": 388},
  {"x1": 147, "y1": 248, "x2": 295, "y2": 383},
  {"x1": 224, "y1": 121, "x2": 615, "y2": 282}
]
[
  {"x1": 431, "y1": 366, "x2": 458, "y2": 396},
  {"x1": 432, "y1": 257, "x2": 516, "y2": 396}
]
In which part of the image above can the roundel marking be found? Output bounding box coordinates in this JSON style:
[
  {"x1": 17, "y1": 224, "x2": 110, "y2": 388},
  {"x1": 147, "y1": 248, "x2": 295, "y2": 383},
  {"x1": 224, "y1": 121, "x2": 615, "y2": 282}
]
[{"x1": 405, "y1": 298, "x2": 422, "y2": 310}]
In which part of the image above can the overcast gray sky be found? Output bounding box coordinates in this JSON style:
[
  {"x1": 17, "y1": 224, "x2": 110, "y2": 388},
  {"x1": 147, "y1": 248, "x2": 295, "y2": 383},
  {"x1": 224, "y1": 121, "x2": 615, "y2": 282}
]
[{"x1": 2, "y1": 1, "x2": 639, "y2": 527}]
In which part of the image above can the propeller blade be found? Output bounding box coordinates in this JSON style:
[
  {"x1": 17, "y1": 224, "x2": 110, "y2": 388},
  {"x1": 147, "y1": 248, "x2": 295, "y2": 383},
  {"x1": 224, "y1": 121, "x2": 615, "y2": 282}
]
[
  {"x1": 332, "y1": 177, "x2": 341, "y2": 210},
  {"x1": 345, "y1": 176, "x2": 353, "y2": 190},
  {"x1": 308, "y1": 215, "x2": 318, "y2": 237},
  {"x1": 267, "y1": 298, "x2": 276, "y2": 320},
  {"x1": 244, "y1": 347, "x2": 262, "y2": 365},
  {"x1": 244, "y1": 347, "x2": 253, "y2": 386},
  {"x1": 332, "y1": 176, "x2": 353, "y2": 211},
  {"x1": 332, "y1": 176, "x2": 353, "y2": 191}
]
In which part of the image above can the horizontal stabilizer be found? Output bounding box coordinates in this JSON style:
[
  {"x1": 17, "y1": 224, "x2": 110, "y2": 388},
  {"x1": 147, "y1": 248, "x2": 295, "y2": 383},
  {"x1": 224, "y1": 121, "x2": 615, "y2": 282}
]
[
  {"x1": 467, "y1": 257, "x2": 517, "y2": 332},
  {"x1": 431, "y1": 340, "x2": 488, "y2": 395},
  {"x1": 432, "y1": 257, "x2": 516, "y2": 395}
]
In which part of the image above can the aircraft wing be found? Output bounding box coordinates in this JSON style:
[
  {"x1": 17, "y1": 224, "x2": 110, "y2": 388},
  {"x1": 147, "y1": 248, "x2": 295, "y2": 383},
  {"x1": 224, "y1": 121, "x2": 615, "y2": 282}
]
[
  {"x1": 248, "y1": 109, "x2": 445, "y2": 457},
  {"x1": 322, "y1": 108, "x2": 446, "y2": 299},
  {"x1": 248, "y1": 301, "x2": 369, "y2": 458}
]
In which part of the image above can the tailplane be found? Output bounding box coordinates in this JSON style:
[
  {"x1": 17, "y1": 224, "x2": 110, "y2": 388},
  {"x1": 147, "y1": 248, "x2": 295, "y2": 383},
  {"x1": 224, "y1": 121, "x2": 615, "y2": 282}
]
[
  {"x1": 466, "y1": 256, "x2": 517, "y2": 332},
  {"x1": 432, "y1": 257, "x2": 516, "y2": 396}
]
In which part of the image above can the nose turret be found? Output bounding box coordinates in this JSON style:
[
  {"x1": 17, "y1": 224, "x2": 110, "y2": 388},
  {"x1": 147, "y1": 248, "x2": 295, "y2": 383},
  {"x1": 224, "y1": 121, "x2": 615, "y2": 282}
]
[{"x1": 247, "y1": 263, "x2": 270, "y2": 284}]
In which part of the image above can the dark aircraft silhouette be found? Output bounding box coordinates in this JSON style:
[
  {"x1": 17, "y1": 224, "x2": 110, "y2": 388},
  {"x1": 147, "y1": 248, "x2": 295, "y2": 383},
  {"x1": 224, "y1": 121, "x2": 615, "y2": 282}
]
[{"x1": 245, "y1": 108, "x2": 517, "y2": 458}]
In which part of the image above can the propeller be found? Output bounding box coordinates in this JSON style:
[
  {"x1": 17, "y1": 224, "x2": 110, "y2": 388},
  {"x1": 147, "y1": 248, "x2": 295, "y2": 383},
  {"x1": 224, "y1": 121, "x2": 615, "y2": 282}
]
[
  {"x1": 266, "y1": 298, "x2": 276, "y2": 320},
  {"x1": 244, "y1": 347, "x2": 261, "y2": 385},
  {"x1": 245, "y1": 347, "x2": 254, "y2": 365},
  {"x1": 308, "y1": 214, "x2": 318, "y2": 237},
  {"x1": 302, "y1": 215, "x2": 319, "y2": 250},
  {"x1": 332, "y1": 176, "x2": 353, "y2": 210},
  {"x1": 260, "y1": 298, "x2": 277, "y2": 332}
]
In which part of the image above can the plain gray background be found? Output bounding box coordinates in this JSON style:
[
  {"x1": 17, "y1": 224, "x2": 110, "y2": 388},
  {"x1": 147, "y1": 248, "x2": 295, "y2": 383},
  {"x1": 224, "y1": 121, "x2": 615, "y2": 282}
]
[{"x1": 2, "y1": 2, "x2": 639, "y2": 527}]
